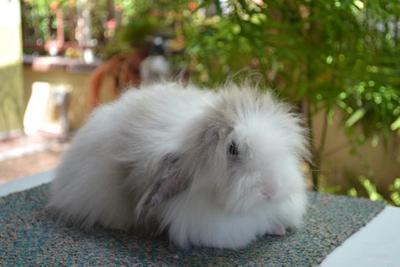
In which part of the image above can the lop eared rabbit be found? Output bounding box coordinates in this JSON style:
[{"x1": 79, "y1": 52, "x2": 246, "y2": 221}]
[{"x1": 49, "y1": 82, "x2": 309, "y2": 249}]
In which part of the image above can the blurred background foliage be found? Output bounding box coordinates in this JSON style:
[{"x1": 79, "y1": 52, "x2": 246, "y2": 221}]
[{"x1": 21, "y1": 0, "x2": 400, "y2": 205}]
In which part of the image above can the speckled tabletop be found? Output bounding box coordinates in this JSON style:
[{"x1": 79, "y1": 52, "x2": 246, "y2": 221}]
[{"x1": 0, "y1": 184, "x2": 385, "y2": 266}]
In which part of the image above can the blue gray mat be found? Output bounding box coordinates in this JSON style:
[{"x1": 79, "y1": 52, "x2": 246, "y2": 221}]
[{"x1": 0, "y1": 184, "x2": 385, "y2": 266}]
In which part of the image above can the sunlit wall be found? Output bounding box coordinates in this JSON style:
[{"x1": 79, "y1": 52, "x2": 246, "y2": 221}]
[{"x1": 0, "y1": 0, "x2": 24, "y2": 133}]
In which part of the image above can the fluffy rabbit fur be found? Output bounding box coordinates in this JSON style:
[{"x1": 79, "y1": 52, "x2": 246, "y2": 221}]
[{"x1": 49, "y1": 82, "x2": 309, "y2": 249}]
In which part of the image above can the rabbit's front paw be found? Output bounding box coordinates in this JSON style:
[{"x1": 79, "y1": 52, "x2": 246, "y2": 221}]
[{"x1": 266, "y1": 225, "x2": 286, "y2": 236}]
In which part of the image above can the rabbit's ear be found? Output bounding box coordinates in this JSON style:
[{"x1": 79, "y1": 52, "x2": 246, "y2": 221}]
[
  {"x1": 198, "y1": 113, "x2": 233, "y2": 147},
  {"x1": 144, "y1": 154, "x2": 189, "y2": 207}
]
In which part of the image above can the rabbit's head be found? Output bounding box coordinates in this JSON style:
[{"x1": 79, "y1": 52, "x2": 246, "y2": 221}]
[{"x1": 140, "y1": 86, "x2": 309, "y2": 215}]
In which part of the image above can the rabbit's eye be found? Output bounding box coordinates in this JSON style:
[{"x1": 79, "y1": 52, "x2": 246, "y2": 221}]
[{"x1": 228, "y1": 141, "x2": 239, "y2": 156}]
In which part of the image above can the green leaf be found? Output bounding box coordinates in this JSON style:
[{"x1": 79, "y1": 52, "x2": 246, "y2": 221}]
[
  {"x1": 390, "y1": 117, "x2": 400, "y2": 131},
  {"x1": 359, "y1": 176, "x2": 384, "y2": 201},
  {"x1": 347, "y1": 188, "x2": 358, "y2": 197},
  {"x1": 345, "y1": 108, "x2": 366, "y2": 127}
]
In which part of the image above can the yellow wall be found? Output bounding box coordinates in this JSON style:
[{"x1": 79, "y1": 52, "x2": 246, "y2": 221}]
[{"x1": 0, "y1": 0, "x2": 24, "y2": 132}]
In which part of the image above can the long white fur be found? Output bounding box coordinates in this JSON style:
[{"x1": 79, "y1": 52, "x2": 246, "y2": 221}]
[{"x1": 48, "y1": 82, "x2": 309, "y2": 249}]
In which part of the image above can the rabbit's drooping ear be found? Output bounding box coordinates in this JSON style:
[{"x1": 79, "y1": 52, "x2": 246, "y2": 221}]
[
  {"x1": 197, "y1": 111, "x2": 233, "y2": 149},
  {"x1": 144, "y1": 154, "x2": 189, "y2": 208}
]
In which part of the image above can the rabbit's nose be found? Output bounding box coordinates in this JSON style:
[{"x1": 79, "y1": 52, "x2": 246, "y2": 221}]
[{"x1": 260, "y1": 183, "x2": 278, "y2": 200}]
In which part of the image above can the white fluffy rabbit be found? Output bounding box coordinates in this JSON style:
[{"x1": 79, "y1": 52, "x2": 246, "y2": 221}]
[{"x1": 48, "y1": 82, "x2": 309, "y2": 249}]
